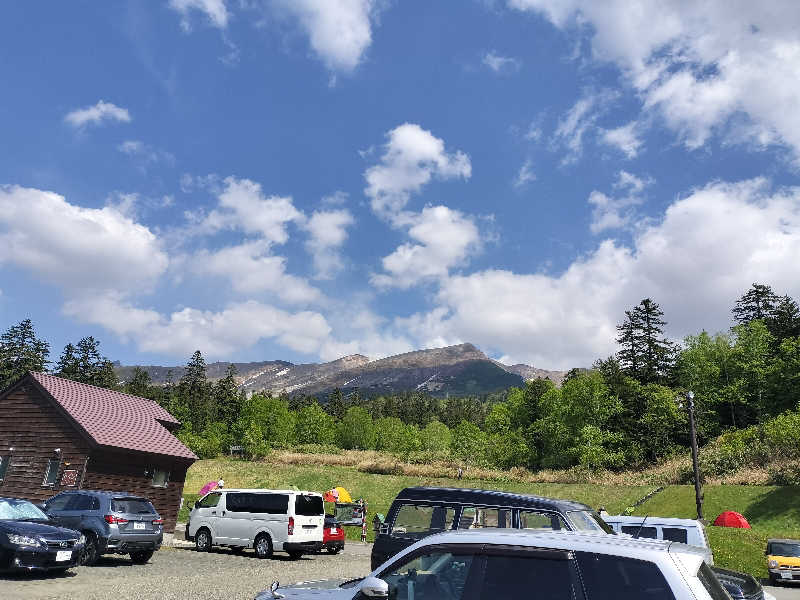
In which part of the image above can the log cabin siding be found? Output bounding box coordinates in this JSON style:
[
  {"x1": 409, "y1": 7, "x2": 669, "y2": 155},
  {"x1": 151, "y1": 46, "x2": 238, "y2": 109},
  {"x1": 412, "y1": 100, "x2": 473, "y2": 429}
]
[
  {"x1": 83, "y1": 451, "x2": 189, "y2": 532},
  {"x1": 0, "y1": 383, "x2": 91, "y2": 502}
]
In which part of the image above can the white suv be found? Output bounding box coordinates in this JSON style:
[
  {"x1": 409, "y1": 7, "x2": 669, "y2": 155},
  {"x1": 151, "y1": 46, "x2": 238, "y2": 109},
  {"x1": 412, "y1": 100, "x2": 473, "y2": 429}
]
[
  {"x1": 260, "y1": 529, "x2": 731, "y2": 599},
  {"x1": 187, "y1": 489, "x2": 324, "y2": 559}
]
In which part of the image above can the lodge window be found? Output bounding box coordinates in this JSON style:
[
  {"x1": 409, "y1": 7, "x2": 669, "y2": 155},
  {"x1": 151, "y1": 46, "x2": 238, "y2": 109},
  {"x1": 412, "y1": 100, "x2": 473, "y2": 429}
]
[
  {"x1": 43, "y1": 458, "x2": 60, "y2": 487},
  {"x1": 0, "y1": 455, "x2": 9, "y2": 483},
  {"x1": 151, "y1": 468, "x2": 169, "y2": 488}
]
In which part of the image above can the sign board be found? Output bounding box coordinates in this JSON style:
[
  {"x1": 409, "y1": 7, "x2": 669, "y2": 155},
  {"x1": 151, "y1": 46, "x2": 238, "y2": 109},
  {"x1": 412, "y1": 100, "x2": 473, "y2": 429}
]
[{"x1": 60, "y1": 469, "x2": 78, "y2": 487}]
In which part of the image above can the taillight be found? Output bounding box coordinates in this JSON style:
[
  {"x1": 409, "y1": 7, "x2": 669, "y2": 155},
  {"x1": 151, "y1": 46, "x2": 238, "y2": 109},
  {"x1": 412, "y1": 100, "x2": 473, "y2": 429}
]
[
  {"x1": 288, "y1": 516, "x2": 294, "y2": 536},
  {"x1": 152, "y1": 518, "x2": 163, "y2": 526},
  {"x1": 104, "y1": 515, "x2": 129, "y2": 525}
]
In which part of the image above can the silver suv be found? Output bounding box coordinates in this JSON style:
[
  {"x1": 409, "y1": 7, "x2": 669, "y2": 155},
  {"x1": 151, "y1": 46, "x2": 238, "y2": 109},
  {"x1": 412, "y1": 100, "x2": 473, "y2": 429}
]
[
  {"x1": 44, "y1": 490, "x2": 163, "y2": 565},
  {"x1": 260, "y1": 529, "x2": 731, "y2": 600}
]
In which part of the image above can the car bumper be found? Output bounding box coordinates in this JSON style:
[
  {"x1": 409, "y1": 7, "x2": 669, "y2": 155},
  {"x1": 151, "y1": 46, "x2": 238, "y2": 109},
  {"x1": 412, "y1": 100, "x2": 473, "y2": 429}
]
[
  {"x1": 284, "y1": 541, "x2": 323, "y2": 553},
  {"x1": 0, "y1": 544, "x2": 82, "y2": 572},
  {"x1": 769, "y1": 568, "x2": 800, "y2": 582},
  {"x1": 104, "y1": 534, "x2": 162, "y2": 554},
  {"x1": 324, "y1": 541, "x2": 345, "y2": 552}
]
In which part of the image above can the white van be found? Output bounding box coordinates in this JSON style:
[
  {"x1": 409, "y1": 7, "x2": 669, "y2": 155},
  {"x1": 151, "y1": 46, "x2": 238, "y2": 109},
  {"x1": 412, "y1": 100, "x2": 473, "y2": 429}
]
[
  {"x1": 186, "y1": 489, "x2": 324, "y2": 559},
  {"x1": 603, "y1": 515, "x2": 713, "y2": 564}
]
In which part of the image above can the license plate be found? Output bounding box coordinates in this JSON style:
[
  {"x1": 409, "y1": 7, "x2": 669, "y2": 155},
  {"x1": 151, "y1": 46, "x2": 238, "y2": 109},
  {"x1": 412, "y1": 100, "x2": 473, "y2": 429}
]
[
  {"x1": 55, "y1": 550, "x2": 72, "y2": 562},
  {"x1": 134, "y1": 522, "x2": 146, "y2": 530},
  {"x1": 330, "y1": 528, "x2": 337, "y2": 534},
  {"x1": 780, "y1": 570, "x2": 792, "y2": 579}
]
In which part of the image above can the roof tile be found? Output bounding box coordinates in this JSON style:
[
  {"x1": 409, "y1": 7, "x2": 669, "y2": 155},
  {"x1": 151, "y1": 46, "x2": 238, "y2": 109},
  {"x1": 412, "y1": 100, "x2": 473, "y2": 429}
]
[{"x1": 31, "y1": 372, "x2": 197, "y2": 461}]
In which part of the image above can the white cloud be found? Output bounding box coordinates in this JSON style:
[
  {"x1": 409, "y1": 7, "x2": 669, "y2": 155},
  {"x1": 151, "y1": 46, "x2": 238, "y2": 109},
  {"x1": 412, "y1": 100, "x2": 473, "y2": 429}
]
[
  {"x1": 63, "y1": 294, "x2": 331, "y2": 358},
  {"x1": 191, "y1": 240, "x2": 321, "y2": 303},
  {"x1": 364, "y1": 123, "x2": 471, "y2": 221},
  {"x1": 508, "y1": 0, "x2": 800, "y2": 161},
  {"x1": 482, "y1": 51, "x2": 522, "y2": 73},
  {"x1": 0, "y1": 185, "x2": 167, "y2": 293},
  {"x1": 64, "y1": 100, "x2": 131, "y2": 128},
  {"x1": 399, "y1": 178, "x2": 800, "y2": 369},
  {"x1": 270, "y1": 0, "x2": 381, "y2": 72},
  {"x1": 600, "y1": 121, "x2": 643, "y2": 159},
  {"x1": 371, "y1": 205, "x2": 480, "y2": 289},
  {"x1": 513, "y1": 159, "x2": 536, "y2": 188},
  {"x1": 552, "y1": 89, "x2": 617, "y2": 164},
  {"x1": 168, "y1": 0, "x2": 229, "y2": 31},
  {"x1": 304, "y1": 209, "x2": 355, "y2": 279},
  {"x1": 199, "y1": 176, "x2": 304, "y2": 244},
  {"x1": 118, "y1": 140, "x2": 175, "y2": 167},
  {"x1": 588, "y1": 170, "x2": 652, "y2": 233}
]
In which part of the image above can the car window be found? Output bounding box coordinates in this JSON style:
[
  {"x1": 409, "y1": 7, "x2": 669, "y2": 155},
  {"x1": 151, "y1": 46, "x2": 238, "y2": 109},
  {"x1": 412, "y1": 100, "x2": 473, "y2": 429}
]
[
  {"x1": 380, "y1": 551, "x2": 473, "y2": 600},
  {"x1": 621, "y1": 525, "x2": 658, "y2": 539},
  {"x1": 697, "y1": 563, "x2": 730, "y2": 600},
  {"x1": 45, "y1": 494, "x2": 73, "y2": 511},
  {"x1": 576, "y1": 552, "x2": 676, "y2": 600},
  {"x1": 197, "y1": 492, "x2": 221, "y2": 509},
  {"x1": 479, "y1": 553, "x2": 576, "y2": 599},
  {"x1": 112, "y1": 497, "x2": 155, "y2": 514},
  {"x1": 68, "y1": 494, "x2": 95, "y2": 511},
  {"x1": 519, "y1": 511, "x2": 568, "y2": 531},
  {"x1": 294, "y1": 494, "x2": 323, "y2": 516},
  {"x1": 392, "y1": 505, "x2": 455, "y2": 538},
  {"x1": 662, "y1": 527, "x2": 688, "y2": 543},
  {"x1": 568, "y1": 510, "x2": 615, "y2": 534},
  {"x1": 457, "y1": 507, "x2": 511, "y2": 529}
]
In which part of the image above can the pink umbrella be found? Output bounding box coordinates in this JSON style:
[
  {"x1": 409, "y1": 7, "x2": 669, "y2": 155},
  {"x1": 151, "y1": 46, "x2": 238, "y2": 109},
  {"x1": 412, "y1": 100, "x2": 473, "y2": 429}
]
[{"x1": 199, "y1": 481, "x2": 218, "y2": 496}]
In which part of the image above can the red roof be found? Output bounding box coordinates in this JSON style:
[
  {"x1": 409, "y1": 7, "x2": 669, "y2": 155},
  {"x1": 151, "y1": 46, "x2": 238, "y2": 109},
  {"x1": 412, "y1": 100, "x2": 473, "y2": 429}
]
[{"x1": 31, "y1": 372, "x2": 197, "y2": 461}]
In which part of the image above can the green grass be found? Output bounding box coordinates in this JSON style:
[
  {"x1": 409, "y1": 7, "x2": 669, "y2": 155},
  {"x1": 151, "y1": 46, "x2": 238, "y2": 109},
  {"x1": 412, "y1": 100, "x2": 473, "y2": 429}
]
[
  {"x1": 180, "y1": 458, "x2": 800, "y2": 579},
  {"x1": 633, "y1": 484, "x2": 800, "y2": 578}
]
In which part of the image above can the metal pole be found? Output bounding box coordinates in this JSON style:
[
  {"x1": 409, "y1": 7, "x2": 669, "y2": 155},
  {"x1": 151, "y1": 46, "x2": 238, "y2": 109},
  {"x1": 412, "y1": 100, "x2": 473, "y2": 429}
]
[{"x1": 687, "y1": 391, "x2": 704, "y2": 521}]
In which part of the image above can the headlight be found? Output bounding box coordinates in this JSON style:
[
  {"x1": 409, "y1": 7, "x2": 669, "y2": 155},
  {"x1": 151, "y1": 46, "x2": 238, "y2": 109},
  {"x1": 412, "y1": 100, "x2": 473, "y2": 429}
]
[
  {"x1": 768, "y1": 559, "x2": 779, "y2": 568},
  {"x1": 78, "y1": 534, "x2": 86, "y2": 545},
  {"x1": 7, "y1": 534, "x2": 43, "y2": 547}
]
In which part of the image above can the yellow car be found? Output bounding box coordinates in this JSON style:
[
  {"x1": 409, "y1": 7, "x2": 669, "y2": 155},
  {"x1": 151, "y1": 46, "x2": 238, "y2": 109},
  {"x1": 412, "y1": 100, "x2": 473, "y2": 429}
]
[{"x1": 766, "y1": 538, "x2": 800, "y2": 585}]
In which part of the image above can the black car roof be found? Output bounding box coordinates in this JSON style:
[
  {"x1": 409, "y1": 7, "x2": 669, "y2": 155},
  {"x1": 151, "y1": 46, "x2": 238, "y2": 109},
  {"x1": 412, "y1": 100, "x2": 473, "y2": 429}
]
[{"x1": 393, "y1": 487, "x2": 592, "y2": 511}]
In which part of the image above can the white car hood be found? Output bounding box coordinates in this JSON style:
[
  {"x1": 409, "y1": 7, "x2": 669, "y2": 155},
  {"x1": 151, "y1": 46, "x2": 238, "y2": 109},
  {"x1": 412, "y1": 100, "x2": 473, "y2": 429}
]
[{"x1": 255, "y1": 579, "x2": 358, "y2": 600}]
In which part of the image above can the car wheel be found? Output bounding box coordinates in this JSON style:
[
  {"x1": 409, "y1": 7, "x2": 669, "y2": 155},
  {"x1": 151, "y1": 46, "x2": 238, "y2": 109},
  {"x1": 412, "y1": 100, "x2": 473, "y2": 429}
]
[
  {"x1": 50, "y1": 567, "x2": 70, "y2": 575},
  {"x1": 328, "y1": 546, "x2": 341, "y2": 555},
  {"x1": 195, "y1": 528, "x2": 212, "y2": 552},
  {"x1": 130, "y1": 550, "x2": 154, "y2": 564},
  {"x1": 287, "y1": 550, "x2": 303, "y2": 560},
  {"x1": 254, "y1": 534, "x2": 273, "y2": 559},
  {"x1": 768, "y1": 573, "x2": 778, "y2": 586},
  {"x1": 80, "y1": 533, "x2": 99, "y2": 566}
]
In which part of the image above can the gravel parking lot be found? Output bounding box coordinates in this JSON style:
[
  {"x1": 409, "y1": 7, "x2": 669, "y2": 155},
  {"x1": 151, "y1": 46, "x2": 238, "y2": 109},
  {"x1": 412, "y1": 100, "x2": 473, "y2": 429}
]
[{"x1": 1, "y1": 544, "x2": 372, "y2": 600}]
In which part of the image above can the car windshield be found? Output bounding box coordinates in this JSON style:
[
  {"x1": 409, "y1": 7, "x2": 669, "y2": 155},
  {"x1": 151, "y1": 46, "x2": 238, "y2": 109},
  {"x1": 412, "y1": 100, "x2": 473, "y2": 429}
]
[
  {"x1": 770, "y1": 542, "x2": 800, "y2": 557},
  {"x1": 567, "y1": 510, "x2": 615, "y2": 534},
  {"x1": 0, "y1": 499, "x2": 49, "y2": 521}
]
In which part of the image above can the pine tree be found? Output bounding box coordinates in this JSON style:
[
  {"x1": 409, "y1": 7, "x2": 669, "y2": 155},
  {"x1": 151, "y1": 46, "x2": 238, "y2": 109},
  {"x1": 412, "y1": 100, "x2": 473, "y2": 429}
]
[
  {"x1": 214, "y1": 364, "x2": 242, "y2": 426},
  {"x1": 0, "y1": 319, "x2": 50, "y2": 388},
  {"x1": 327, "y1": 387, "x2": 346, "y2": 419},
  {"x1": 733, "y1": 283, "x2": 779, "y2": 325},
  {"x1": 615, "y1": 308, "x2": 642, "y2": 379},
  {"x1": 179, "y1": 350, "x2": 214, "y2": 429},
  {"x1": 55, "y1": 343, "x2": 80, "y2": 380},
  {"x1": 766, "y1": 295, "x2": 800, "y2": 343},
  {"x1": 616, "y1": 299, "x2": 674, "y2": 384},
  {"x1": 57, "y1": 337, "x2": 118, "y2": 389},
  {"x1": 124, "y1": 367, "x2": 153, "y2": 397}
]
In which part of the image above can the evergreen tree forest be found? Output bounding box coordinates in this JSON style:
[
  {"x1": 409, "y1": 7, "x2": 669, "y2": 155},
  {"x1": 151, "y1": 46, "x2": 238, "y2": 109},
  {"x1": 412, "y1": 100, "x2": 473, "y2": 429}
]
[{"x1": 1, "y1": 283, "x2": 799, "y2": 481}]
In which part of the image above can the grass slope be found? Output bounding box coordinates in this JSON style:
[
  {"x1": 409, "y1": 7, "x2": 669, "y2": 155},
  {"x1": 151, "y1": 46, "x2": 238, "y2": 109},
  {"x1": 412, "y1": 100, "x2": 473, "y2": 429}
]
[{"x1": 181, "y1": 459, "x2": 799, "y2": 579}]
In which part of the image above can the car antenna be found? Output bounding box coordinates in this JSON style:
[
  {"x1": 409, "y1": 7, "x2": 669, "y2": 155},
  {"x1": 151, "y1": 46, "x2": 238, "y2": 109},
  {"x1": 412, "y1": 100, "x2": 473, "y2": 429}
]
[{"x1": 633, "y1": 515, "x2": 648, "y2": 539}]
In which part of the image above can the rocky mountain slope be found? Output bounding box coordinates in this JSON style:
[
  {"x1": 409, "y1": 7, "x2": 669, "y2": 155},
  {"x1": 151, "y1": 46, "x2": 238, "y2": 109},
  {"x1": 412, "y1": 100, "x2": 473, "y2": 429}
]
[{"x1": 116, "y1": 343, "x2": 566, "y2": 398}]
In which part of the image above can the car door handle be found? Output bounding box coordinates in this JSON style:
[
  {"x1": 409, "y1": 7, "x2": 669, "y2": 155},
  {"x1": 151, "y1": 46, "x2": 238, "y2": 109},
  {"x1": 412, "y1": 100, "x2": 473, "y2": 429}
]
[
  {"x1": 222, "y1": 511, "x2": 226, "y2": 516},
  {"x1": 212, "y1": 511, "x2": 217, "y2": 515}
]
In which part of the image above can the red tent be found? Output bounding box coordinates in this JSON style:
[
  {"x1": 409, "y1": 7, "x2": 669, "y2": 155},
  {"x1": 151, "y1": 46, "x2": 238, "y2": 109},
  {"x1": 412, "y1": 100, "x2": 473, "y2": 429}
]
[{"x1": 713, "y1": 511, "x2": 751, "y2": 528}]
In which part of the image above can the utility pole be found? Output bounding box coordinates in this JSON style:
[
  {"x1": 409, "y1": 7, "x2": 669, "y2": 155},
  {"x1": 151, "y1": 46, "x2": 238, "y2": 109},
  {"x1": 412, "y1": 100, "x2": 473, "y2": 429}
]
[{"x1": 687, "y1": 391, "x2": 704, "y2": 521}]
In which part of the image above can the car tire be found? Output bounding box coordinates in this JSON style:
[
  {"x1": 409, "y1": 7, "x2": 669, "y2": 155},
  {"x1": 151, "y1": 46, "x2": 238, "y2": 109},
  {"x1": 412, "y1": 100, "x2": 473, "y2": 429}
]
[
  {"x1": 254, "y1": 534, "x2": 273, "y2": 559},
  {"x1": 130, "y1": 550, "x2": 154, "y2": 564},
  {"x1": 195, "y1": 528, "x2": 212, "y2": 552},
  {"x1": 287, "y1": 550, "x2": 303, "y2": 560},
  {"x1": 50, "y1": 567, "x2": 70, "y2": 575},
  {"x1": 768, "y1": 573, "x2": 778, "y2": 586},
  {"x1": 80, "y1": 533, "x2": 100, "y2": 566}
]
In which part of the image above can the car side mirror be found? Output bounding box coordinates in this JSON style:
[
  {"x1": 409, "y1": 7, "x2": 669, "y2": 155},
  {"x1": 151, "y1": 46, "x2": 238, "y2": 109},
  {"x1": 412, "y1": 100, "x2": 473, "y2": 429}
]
[
  {"x1": 360, "y1": 577, "x2": 389, "y2": 598},
  {"x1": 195, "y1": 501, "x2": 201, "y2": 509}
]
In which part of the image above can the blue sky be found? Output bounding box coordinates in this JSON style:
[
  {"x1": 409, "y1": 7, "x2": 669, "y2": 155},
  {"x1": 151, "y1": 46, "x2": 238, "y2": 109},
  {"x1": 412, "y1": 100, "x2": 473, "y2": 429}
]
[{"x1": 1, "y1": 1, "x2": 799, "y2": 370}]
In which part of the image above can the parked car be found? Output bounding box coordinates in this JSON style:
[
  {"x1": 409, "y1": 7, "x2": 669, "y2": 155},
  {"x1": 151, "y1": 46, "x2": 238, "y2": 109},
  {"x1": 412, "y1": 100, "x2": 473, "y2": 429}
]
[
  {"x1": 323, "y1": 515, "x2": 345, "y2": 554},
  {"x1": 370, "y1": 486, "x2": 614, "y2": 570},
  {"x1": 44, "y1": 490, "x2": 163, "y2": 565},
  {"x1": 187, "y1": 488, "x2": 324, "y2": 559},
  {"x1": 766, "y1": 538, "x2": 800, "y2": 585},
  {"x1": 712, "y1": 565, "x2": 776, "y2": 600},
  {"x1": 603, "y1": 515, "x2": 713, "y2": 564},
  {"x1": 0, "y1": 496, "x2": 84, "y2": 574},
  {"x1": 260, "y1": 528, "x2": 730, "y2": 600}
]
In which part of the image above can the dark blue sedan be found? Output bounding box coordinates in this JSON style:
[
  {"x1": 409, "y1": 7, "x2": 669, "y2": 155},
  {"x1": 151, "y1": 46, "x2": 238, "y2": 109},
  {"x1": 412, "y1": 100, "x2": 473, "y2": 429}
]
[{"x1": 0, "y1": 497, "x2": 84, "y2": 573}]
